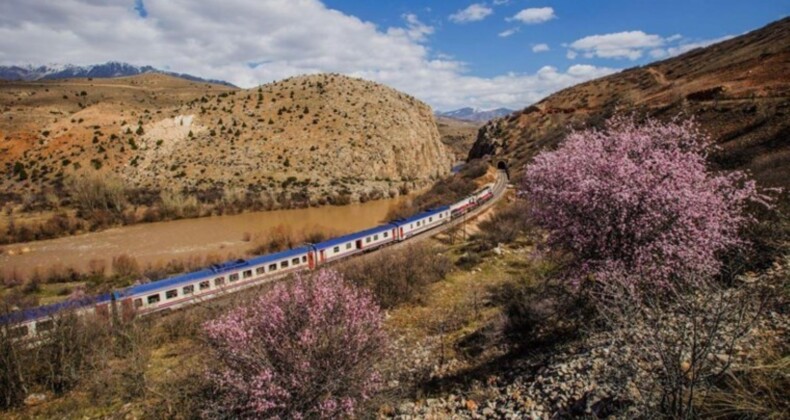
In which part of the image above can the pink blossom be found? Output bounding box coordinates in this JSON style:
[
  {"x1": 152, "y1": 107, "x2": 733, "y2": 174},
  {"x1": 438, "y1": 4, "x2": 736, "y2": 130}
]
[
  {"x1": 203, "y1": 269, "x2": 388, "y2": 418},
  {"x1": 521, "y1": 115, "x2": 771, "y2": 290}
]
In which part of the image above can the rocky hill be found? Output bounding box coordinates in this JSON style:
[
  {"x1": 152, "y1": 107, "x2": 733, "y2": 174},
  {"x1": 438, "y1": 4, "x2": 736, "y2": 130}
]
[
  {"x1": 469, "y1": 17, "x2": 790, "y2": 188},
  {"x1": 0, "y1": 73, "x2": 452, "y2": 206},
  {"x1": 0, "y1": 62, "x2": 235, "y2": 87},
  {"x1": 436, "y1": 116, "x2": 483, "y2": 161}
]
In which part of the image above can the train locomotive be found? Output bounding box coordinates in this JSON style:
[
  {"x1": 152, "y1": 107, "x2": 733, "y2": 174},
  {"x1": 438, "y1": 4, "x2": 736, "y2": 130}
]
[{"x1": 1, "y1": 184, "x2": 495, "y2": 339}]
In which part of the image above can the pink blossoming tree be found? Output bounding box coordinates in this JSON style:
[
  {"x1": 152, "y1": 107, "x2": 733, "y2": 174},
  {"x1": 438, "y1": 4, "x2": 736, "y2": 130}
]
[
  {"x1": 521, "y1": 116, "x2": 768, "y2": 290},
  {"x1": 203, "y1": 269, "x2": 387, "y2": 418}
]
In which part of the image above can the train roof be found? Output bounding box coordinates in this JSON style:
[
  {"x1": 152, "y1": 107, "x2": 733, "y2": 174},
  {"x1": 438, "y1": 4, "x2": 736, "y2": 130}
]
[
  {"x1": 314, "y1": 224, "x2": 395, "y2": 249},
  {"x1": 114, "y1": 246, "x2": 311, "y2": 298},
  {"x1": 246, "y1": 245, "x2": 312, "y2": 266},
  {"x1": 0, "y1": 293, "x2": 112, "y2": 325},
  {"x1": 391, "y1": 205, "x2": 450, "y2": 226},
  {"x1": 472, "y1": 184, "x2": 494, "y2": 195}
]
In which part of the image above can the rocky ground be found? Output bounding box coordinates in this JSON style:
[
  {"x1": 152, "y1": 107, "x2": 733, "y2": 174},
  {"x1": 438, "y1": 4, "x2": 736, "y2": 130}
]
[{"x1": 382, "y1": 249, "x2": 789, "y2": 419}]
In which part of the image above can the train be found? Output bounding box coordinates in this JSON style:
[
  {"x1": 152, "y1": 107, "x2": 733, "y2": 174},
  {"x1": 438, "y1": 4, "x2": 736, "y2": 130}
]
[{"x1": 1, "y1": 183, "x2": 496, "y2": 340}]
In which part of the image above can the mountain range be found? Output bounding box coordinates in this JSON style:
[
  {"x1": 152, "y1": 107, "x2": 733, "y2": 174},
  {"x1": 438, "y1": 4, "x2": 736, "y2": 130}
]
[
  {"x1": 0, "y1": 62, "x2": 236, "y2": 87},
  {"x1": 436, "y1": 107, "x2": 513, "y2": 122}
]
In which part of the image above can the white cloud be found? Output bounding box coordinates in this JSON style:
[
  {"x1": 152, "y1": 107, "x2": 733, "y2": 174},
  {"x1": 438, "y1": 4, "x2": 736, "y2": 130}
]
[
  {"x1": 0, "y1": 0, "x2": 617, "y2": 110},
  {"x1": 566, "y1": 50, "x2": 578, "y2": 60},
  {"x1": 390, "y1": 13, "x2": 434, "y2": 42},
  {"x1": 532, "y1": 43, "x2": 550, "y2": 53},
  {"x1": 568, "y1": 31, "x2": 664, "y2": 60},
  {"x1": 509, "y1": 7, "x2": 556, "y2": 24},
  {"x1": 449, "y1": 4, "x2": 493, "y2": 23},
  {"x1": 498, "y1": 28, "x2": 519, "y2": 38},
  {"x1": 566, "y1": 30, "x2": 733, "y2": 61}
]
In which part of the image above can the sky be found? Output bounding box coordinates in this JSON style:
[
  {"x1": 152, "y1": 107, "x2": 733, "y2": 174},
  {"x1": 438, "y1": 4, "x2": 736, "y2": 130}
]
[{"x1": 0, "y1": 1, "x2": 786, "y2": 111}]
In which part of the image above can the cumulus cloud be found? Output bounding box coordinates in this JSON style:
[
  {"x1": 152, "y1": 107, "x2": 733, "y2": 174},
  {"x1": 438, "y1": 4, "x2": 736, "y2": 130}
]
[
  {"x1": 449, "y1": 4, "x2": 493, "y2": 23},
  {"x1": 509, "y1": 7, "x2": 556, "y2": 24},
  {"x1": 566, "y1": 31, "x2": 733, "y2": 61},
  {"x1": 0, "y1": 0, "x2": 617, "y2": 110},
  {"x1": 532, "y1": 43, "x2": 550, "y2": 53}
]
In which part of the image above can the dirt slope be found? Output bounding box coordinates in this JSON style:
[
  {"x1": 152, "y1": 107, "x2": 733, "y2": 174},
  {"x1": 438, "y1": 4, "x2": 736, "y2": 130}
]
[{"x1": 469, "y1": 17, "x2": 790, "y2": 188}]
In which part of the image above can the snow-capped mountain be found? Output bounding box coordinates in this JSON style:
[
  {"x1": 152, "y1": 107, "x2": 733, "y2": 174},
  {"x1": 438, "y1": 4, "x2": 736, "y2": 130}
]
[
  {"x1": 436, "y1": 107, "x2": 514, "y2": 122},
  {"x1": 0, "y1": 62, "x2": 236, "y2": 87}
]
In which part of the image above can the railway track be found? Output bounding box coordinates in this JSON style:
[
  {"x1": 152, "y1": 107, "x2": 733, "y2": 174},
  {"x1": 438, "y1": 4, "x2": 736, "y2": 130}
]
[
  {"x1": 389, "y1": 169, "x2": 509, "y2": 249},
  {"x1": 2, "y1": 170, "x2": 511, "y2": 336}
]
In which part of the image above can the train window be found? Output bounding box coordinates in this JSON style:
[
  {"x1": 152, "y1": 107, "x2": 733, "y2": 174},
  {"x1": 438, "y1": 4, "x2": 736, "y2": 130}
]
[
  {"x1": 10, "y1": 325, "x2": 28, "y2": 338},
  {"x1": 183, "y1": 285, "x2": 194, "y2": 295},
  {"x1": 199, "y1": 281, "x2": 210, "y2": 290},
  {"x1": 134, "y1": 298, "x2": 143, "y2": 308},
  {"x1": 302, "y1": 256, "x2": 307, "y2": 263},
  {"x1": 333, "y1": 246, "x2": 340, "y2": 253},
  {"x1": 346, "y1": 243, "x2": 352, "y2": 249},
  {"x1": 366, "y1": 237, "x2": 371, "y2": 243},
  {"x1": 215, "y1": 277, "x2": 225, "y2": 286},
  {"x1": 256, "y1": 267, "x2": 265, "y2": 275},
  {"x1": 243, "y1": 270, "x2": 252, "y2": 279},
  {"x1": 281, "y1": 260, "x2": 289, "y2": 268},
  {"x1": 374, "y1": 234, "x2": 378, "y2": 240},
  {"x1": 429, "y1": 217, "x2": 433, "y2": 222},
  {"x1": 37, "y1": 320, "x2": 54, "y2": 332},
  {"x1": 410, "y1": 223, "x2": 413, "y2": 228},
  {"x1": 269, "y1": 263, "x2": 277, "y2": 271},
  {"x1": 383, "y1": 231, "x2": 388, "y2": 237},
  {"x1": 166, "y1": 290, "x2": 178, "y2": 299},
  {"x1": 229, "y1": 273, "x2": 240, "y2": 282},
  {"x1": 147, "y1": 294, "x2": 161, "y2": 305},
  {"x1": 291, "y1": 258, "x2": 299, "y2": 265}
]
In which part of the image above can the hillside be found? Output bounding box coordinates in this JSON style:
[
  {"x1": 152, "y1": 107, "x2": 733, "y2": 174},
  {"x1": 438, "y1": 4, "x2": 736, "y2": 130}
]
[
  {"x1": 436, "y1": 116, "x2": 483, "y2": 161},
  {"x1": 0, "y1": 73, "x2": 452, "y2": 208},
  {"x1": 469, "y1": 18, "x2": 790, "y2": 188}
]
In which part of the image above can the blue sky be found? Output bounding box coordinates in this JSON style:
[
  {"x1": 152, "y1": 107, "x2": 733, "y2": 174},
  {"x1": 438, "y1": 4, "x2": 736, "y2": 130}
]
[
  {"x1": 0, "y1": 0, "x2": 786, "y2": 111},
  {"x1": 326, "y1": 0, "x2": 787, "y2": 79}
]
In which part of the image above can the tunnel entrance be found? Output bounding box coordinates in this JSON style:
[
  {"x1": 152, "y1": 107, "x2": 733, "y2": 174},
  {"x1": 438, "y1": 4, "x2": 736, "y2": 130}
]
[{"x1": 496, "y1": 160, "x2": 510, "y2": 179}]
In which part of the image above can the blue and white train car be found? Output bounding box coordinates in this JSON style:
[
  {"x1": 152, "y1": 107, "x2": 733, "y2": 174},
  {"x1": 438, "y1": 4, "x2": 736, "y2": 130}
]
[
  {"x1": 312, "y1": 224, "x2": 397, "y2": 265},
  {"x1": 114, "y1": 246, "x2": 313, "y2": 318},
  {"x1": 392, "y1": 206, "x2": 451, "y2": 240},
  {"x1": 0, "y1": 294, "x2": 112, "y2": 340}
]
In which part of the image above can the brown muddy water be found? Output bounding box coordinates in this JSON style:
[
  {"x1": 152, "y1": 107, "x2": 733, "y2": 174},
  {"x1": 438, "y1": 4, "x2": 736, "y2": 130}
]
[{"x1": 0, "y1": 197, "x2": 410, "y2": 279}]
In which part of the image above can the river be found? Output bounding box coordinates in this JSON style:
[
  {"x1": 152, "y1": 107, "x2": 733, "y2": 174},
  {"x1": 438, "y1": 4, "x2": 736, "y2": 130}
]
[{"x1": 0, "y1": 196, "x2": 410, "y2": 279}]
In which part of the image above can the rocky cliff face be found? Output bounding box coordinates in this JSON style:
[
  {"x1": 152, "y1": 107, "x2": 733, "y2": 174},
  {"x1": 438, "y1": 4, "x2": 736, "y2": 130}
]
[
  {"x1": 469, "y1": 18, "x2": 790, "y2": 189},
  {"x1": 1, "y1": 73, "x2": 452, "y2": 204}
]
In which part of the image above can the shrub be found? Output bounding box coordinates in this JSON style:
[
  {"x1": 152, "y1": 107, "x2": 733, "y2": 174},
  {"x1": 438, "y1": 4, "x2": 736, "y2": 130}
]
[
  {"x1": 158, "y1": 189, "x2": 199, "y2": 219},
  {"x1": 521, "y1": 116, "x2": 770, "y2": 290},
  {"x1": 473, "y1": 201, "x2": 534, "y2": 249},
  {"x1": 66, "y1": 173, "x2": 127, "y2": 219},
  {"x1": 112, "y1": 254, "x2": 140, "y2": 279},
  {"x1": 203, "y1": 269, "x2": 387, "y2": 418},
  {"x1": 338, "y1": 243, "x2": 451, "y2": 308},
  {"x1": 0, "y1": 311, "x2": 27, "y2": 409},
  {"x1": 30, "y1": 311, "x2": 111, "y2": 395}
]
